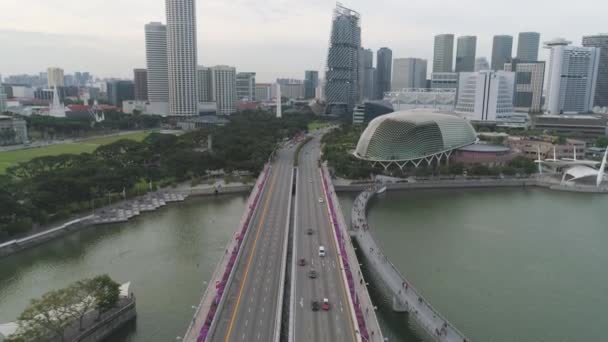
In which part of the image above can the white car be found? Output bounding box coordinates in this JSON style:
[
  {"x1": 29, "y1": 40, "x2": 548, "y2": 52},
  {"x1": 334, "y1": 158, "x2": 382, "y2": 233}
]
[{"x1": 318, "y1": 197, "x2": 324, "y2": 203}]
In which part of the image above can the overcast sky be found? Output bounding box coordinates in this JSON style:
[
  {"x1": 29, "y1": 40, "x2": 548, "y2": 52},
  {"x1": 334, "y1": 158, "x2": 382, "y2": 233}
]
[{"x1": 0, "y1": 0, "x2": 605, "y2": 83}]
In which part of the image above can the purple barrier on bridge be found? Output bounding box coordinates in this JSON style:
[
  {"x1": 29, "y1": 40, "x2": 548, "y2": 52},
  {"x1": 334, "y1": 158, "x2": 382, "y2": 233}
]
[
  {"x1": 321, "y1": 169, "x2": 370, "y2": 341},
  {"x1": 196, "y1": 166, "x2": 271, "y2": 342}
]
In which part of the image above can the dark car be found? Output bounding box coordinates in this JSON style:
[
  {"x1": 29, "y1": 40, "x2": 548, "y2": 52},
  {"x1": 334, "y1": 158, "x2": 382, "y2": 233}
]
[
  {"x1": 311, "y1": 301, "x2": 320, "y2": 311},
  {"x1": 298, "y1": 258, "x2": 306, "y2": 266},
  {"x1": 307, "y1": 228, "x2": 314, "y2": 235},
  {"x1": 308, "y1": 270, "x2": 317, "y2": 279}
]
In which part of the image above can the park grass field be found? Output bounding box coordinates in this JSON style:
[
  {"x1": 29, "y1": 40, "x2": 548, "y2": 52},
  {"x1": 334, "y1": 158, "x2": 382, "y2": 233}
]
[
  {"x1": 0, "y1": 131, "x2": 150, "y2": 174},
  {"x1": 308, "y1": 121, "x2": 330, "y2": 131}
]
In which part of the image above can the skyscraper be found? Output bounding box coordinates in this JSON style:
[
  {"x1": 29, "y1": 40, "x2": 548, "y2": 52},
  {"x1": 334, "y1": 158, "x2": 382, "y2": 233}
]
[
  {"x1": 433, "y1": 34, "x2": 454, "y2": 73},
  {"x1": 236, "y1": 72, "x2": 256, "y2": 101},
  {"x1": 517, "y1": 32, "x2": 541, "y2": 61},
  {"x1": 107, "y1": 80, "x2": 135, "y2": 107},
  {"x1": 504, "y1": 60, "x2": 545, "y2": 113},
  {"x1": 145, "y1": 22, "x2": 169, "y2": 104},
  {"x1": 196, "y1": 67, "x2": 212, "y2": 102},
  {"x1": 134, "y1": 69, "x2": 148, "y2": 101},
  {"x1": 325, "y1": 4, "x2": 361, "y2": 115},
  {"x1": 210, "y1": 66, "x2": 237, "y2": 115},
  {"x1": 359, "y1": 48, "x2": 376, "y2": 100},
  {"x1": 544, "y1": 38, "x2": 600, "y2": 114},
  {"x1": 455, "y1": 36, "x2": 477, "y2": 72},
  {"x1": 166, "y1": 0, "x2": 198, "y2": 116},
  {"x1": 304, "y1": 71, "x2": 319, "y2": 99},
  {"x1": 392, "y1": 58, "x2": 427, "y2": 90},
  {"x1": 491, "y1": 35, "x2": 513, "y2": 70},
  {"x1": 475, "y1": 57, "x2": 490, "y2": 71},
  {"x1": 376, "y1": 47, "x2": 393, "y2": 99},
  {"x1": 47, "y1": 67, "x2": 64, "y2": 88},
  {"x1": 583, "y1": 34, "x2": 608, "y2": 108}
]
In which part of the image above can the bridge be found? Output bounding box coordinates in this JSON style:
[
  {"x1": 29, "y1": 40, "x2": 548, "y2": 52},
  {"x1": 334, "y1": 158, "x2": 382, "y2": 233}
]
[
  {"x1": 182, "y1": 133, "x2": 383, "y2": 342},
  {"x1": 351, "y1": 187, "x2": 470, "y2": 342}
]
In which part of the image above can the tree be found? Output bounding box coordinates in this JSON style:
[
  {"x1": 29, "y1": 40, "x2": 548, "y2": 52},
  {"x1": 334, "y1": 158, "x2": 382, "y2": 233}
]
[{"x1": 90, "y1": 275, "x2": 120, "y2": 320}]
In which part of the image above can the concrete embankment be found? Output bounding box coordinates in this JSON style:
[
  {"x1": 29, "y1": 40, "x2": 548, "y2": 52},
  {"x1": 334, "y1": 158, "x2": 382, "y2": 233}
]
[
  {"x1": 0, "y1": 183, "x2": 253, "y2": 259},
  {"x1": 351, "y1": 187, "x2": 470, "y2": 342},
  {"x1": 67, "y1": 296, "x2": 137, "y2": 342},
  {"x1": 336, "y1": 177, "x2": 540, "y2": 192}
]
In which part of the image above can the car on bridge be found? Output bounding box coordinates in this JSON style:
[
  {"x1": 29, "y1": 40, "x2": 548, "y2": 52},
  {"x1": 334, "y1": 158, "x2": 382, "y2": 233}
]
[
  {"x1": 318, "y1": 246, "x2": 326, "y2": 257},
  {"x1": 311, "y1": 300, "x2": 320, "y2": 311},
  {"x1": 306, "y1": 228, "x2": 314, "y2": 235},
  {"x1": 308, "y1": 270, "x2": 318, "y2": 279},
  {"x1": 318, "y1": 197, "x2": 324, "y2": 203},
  {"x1": 322, "y1": 298, "x2": 331, "y2": 311},
  {"x1": 298, "y1": 258, "x2": 307, "y2": 266}
]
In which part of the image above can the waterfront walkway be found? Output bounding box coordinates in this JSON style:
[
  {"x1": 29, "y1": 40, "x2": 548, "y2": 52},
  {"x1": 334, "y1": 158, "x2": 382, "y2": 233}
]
[{"x1": 351, "y1": 187, "x2": 470, "y2": 342}]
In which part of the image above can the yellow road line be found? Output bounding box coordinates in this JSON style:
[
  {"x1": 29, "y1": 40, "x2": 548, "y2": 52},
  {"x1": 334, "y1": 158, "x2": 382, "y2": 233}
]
[
  {"x1": 225, "y1": 165, "x2": 281, "y2": 342},
  {"x1": 319, "y1": 168, "x2": 358, "y2": 342}
]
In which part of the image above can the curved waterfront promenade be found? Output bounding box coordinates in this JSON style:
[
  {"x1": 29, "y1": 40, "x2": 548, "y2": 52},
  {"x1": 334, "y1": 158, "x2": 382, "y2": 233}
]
[{"x1": 351, "y1": 187, "x2": 470, "y2": 342}]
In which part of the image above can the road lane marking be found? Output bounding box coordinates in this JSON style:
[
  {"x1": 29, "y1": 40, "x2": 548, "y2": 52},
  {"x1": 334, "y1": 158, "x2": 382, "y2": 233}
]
[{"x1": 224, "y1": 166, "x2": 281, "y2": 342}]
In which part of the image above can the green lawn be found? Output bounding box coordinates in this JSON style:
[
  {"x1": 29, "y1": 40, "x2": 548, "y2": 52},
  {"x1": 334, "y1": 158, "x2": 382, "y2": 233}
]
[
  {"x1": 0, "y1": 131, "x2": 150, "y2": 174},
  {"x1": 308, "y1": 121, "x2": 330, "y2": 131}
]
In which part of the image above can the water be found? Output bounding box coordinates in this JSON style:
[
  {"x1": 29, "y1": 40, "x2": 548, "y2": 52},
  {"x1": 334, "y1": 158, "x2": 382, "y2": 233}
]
[
  {"x1": 0, "y1": 195, "x2": 247, "y2": 342},
  {"x1": 340, "y1": 188, "x2": 608, "y2": 342}
]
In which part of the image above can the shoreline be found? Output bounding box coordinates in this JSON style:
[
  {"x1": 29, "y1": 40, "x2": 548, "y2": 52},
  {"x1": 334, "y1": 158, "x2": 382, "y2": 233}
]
[{"x1": 0, "y1": 182, "x2": 253, "y2": 258}]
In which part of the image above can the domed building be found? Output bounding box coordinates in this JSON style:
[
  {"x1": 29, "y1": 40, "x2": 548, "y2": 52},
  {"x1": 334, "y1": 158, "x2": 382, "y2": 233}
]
[{"x1": 354, "y1": 110, "x2": 478, "y2": 170}]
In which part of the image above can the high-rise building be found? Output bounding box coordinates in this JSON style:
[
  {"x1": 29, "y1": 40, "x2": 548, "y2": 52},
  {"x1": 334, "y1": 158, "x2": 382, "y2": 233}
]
[
  {"x1": 145, "y1": 22, "x2": 169, "y2": 104},
  {"x1": 107, "y1": 80, "x2": 135, "y2": 107},
  {"x1": 431, "y1": 72, "x2": 459, "y2": 89},
  {"x1": 376, "y1": 47, "x2": 393, "y2": 99},
  {"x1": 324, "y1": 4, "x2": 361, "y2": 115},
  {"x1": 504, "y1": 60, "x2": 545, "y2": 113},
  {"x1": 166, "y1": 0, "x2": 198, "y2": 116},
  {"x1": 255, "y1": 83, "x2": 272, "y2": 101},
  {"x1": 455, "y1": 36, "x2": 477, "y2": 72},
  {"x1": 304, "y1": 71, "x2": 319, "y2": 99},
  {"x1": 392, "y1": 58, "x2": 427, "y2": 90},
  {"x1": 456, "y1": 70, "x2": 515, "y2": 121},
  {"x1": 544, "y1": 38, "x2": 600, "y2": 114},
  {"x1": 582, "y1": 34, "x2": 608, "y2": 108},
  {"x1": 491, "y1": 35, "x2": 513, "y2": 70},
  {"x1": 433, "y1": 34, "x2": 454, "y2": 73},
  {"x1": 359, "y1": 48, "x2": 376, "y2": 100},
  {"x1": 475, "y1": 57, "x2": 490, "y2": 71},
  {"x1": 47, "y1": 67, "x2": 64, "y2": 88},
  {"x1": 276, "y1": 79, "x2": 305, "y2": 99},
  {"x1": 210, "y1": 66, "x2": 237, "y2": 115},
  {"x1": 134, "y1": 69, "x2": 148, "y2": 101},
  {"x1": 517, "y1": 32, "x2": 541, "y2": 61},
  {"x1": 196, "y1": 67, "x2": 213, "y2": 103},
  {"x1": 236, "y1": 72, "x2": 256, "y2": 101},
  {"x1": 0, "y1": 91, "x2": 6, "y2": 113}
]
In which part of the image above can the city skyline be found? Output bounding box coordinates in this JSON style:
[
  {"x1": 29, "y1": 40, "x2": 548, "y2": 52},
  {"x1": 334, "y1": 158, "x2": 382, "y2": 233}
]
[{"x1": 0, "y1": 0, "x2": 606, "y2": 82}]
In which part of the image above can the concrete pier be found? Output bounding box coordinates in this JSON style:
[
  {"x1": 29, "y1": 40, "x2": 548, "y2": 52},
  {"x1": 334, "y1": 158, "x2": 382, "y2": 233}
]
[{"x1": 351, "y1": 187, "x2": 470, "y2": 342}]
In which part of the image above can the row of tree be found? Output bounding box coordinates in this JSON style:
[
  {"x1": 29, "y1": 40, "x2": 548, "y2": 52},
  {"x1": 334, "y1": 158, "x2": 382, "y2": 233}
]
[
  {"x1": 7, "y1": 275, "x2": 121, "y2": 342},
  {"x1": 0, "y1": 111, "x2": 314, "y2": 240}
]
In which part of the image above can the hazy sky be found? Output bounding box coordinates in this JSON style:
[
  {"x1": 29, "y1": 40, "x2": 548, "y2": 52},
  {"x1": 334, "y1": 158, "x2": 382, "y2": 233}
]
[{"x1": 0, "y1": 0, "x2": 605, "y2": 82}]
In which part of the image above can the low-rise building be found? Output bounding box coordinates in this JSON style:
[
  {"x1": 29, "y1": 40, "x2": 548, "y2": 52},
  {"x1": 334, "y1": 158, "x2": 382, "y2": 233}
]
[
  {"x1": 452, "y1": 143, "x2": 518, "y2": 167},
  {"x1": 533, "y1": 114, "x2": 608, "y2": 139},
  {"x1": 0, "y1": 115, "x2": 29, "y2": 146},
  {"x1": 508, "y1": 136, "x2": 587, "y2": 160}
]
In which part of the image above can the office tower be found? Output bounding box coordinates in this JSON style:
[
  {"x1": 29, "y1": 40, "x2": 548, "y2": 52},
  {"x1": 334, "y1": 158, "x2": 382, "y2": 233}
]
[
  {"x1": 255, "y1": 83, "x2": 272, "y2": 101},
  {"x1": 196, "y1": 67, "x2": 212, "y2": 102},
  {"x1": 107, "y1": 80, "x2": 135, "y2": 107},
  {"x1": 517, "y1": 32, "x2": 541, "y2": 61},
  {"x1": 145, "y1": 22, "x2": 169, "y2": 103},
  {"x1": 47, "y1": 67, "x2": 64, "y2": 88},
  {"x1": 0, "y1": 90, "x2": 6, "y2": 113},
  {"x1": 475, "y1": 57, "x2": 490, "y2": 71},
  {"x1": 505, "y1": 60, "x2": 545, "y2": 113},
  {"x1": 431, "y1": 72, "x2": 459, "y2": 89},
  {"x1": 276, "y1": 79, "x2": 305, "y2": 99},
  {"x1": 276, "y1": 84, "x2": 282, "y2": 118},
  {"x1": 74, "y1": 72, "x2": 91, "y2": 87},
  {"x1": 304, "y1": 71, "x2": 319, "y2": 99},
  {"x1": 134, "y1": 69, "x2": 148, "y2": 101},
  {"x1": 455, "y1": 36, "x2": 477, "y2": 72},
  {"x1": 325, "y1": 4, "x2": 361, "y2": 115},
  {"x1": 236, "y1": 72, "x2": 256, "y2": 101},
  {"x1": 455, "y1": 71, "x2": 515, "y2": 121},
  {"x1": 544, "y1": 38, "x2": 600, "y2": 114},
  {"x1": 583, "y1": 34, "x2": 608, "y2": 108},
  {"x1": 376, "y1": 47, "x2": 392, "y2": 99},
  {"x1": 210, "y1": 66, "x2": 237, "y2": 115},
  {"x1": 392, "y1": 58, "x2": 427, "y2": 90},
  {"x1": 491, "y1": 35, "x2": 513, "y2": 70},
  {"x1": 166, "y1": 0, "x2": 198, "y2": 116},
  {"x1": 359, "y1": 48, "x2": 376, "y2": 100},
  {"x1": 433, "y1": 34, "x2": 454, "y2": 73}
]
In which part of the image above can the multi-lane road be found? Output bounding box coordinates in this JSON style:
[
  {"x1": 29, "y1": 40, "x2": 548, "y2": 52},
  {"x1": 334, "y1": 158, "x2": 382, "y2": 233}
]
[
  {"x1": 209, "y1": 147, "x2": 294, "y2": 342},
  {"x1": 290, "y1": 135, "x2": 357, "y2": 342}
]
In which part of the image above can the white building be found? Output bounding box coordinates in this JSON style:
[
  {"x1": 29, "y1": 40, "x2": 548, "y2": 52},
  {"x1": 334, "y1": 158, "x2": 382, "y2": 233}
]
[
  {"x1": 544, "y1": 38, "x2": 600, "y2": 114},
  {"x1": 385, "y1": 88, "x2": 456, "y2": 111},
  {"x1": 455, "y1": 70, "x2": 515, "y2": 121},
  {"x1": 47, "y1": 67, "x2": 64, "y2": 88},
  {"x1": 10, "y1": 86, "x2": 34, "y2": 98},
  {"x1": 166, "y1": 0, "x2": 198, "y2": 116},
  {"x1": 145, "y1": 22, "x2": 169, "y2": 105},
  {"x1": 210, "y1": 66, "x2": 237, "y2": 115},
  {"x1": 392, "y1": 58, "x2": 427, "y2": 90}
]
